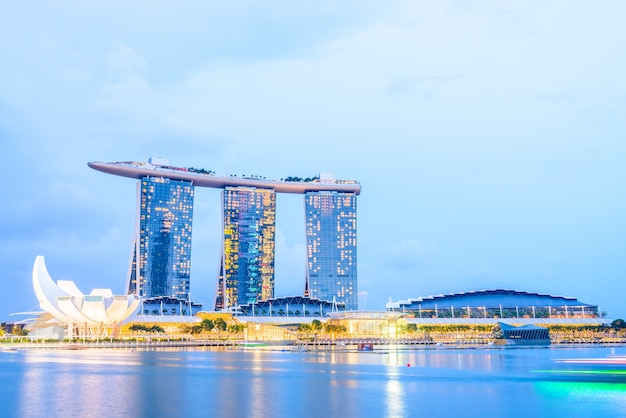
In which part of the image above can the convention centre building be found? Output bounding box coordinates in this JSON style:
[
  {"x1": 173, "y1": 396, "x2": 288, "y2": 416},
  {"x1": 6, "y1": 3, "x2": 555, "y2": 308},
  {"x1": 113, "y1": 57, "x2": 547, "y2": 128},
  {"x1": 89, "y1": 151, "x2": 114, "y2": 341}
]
[{"x1": 385, "y1": 288, "x2": 604, "y2": 325}]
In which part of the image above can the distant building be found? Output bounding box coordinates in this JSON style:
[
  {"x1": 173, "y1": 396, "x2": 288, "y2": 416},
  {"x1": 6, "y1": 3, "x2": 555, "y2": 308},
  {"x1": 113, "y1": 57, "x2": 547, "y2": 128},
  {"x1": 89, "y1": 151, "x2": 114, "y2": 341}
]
[
  {"x1": 327, "y1": 311, "x2": 405, "y2": 338},
  {"x1": 305, "y1": 191, "x2": 358, "y2": 310},
  {"x1": 387, "y1": 289, "x2": 601, "y2": 320},
  {"x1": 139, "y1": 296, "x2": 202, "y2": 316},
  {"x1": 31, "y1": 256, "x2": 140, "y2": 338},
  {"x1": 236, "y1": 296, "x2": 345, "y2": 317}
]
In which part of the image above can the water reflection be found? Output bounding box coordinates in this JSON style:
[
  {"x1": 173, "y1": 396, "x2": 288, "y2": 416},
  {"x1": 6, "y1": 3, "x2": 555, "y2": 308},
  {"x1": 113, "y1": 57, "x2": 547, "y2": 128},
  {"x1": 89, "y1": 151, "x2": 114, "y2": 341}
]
[
  {"x1": 385, "y1": 379, "x2": 404, "y2": 418},
  {"x1": 534, "y1": 381, "x2": 626, "y2": 416},
  {"x1": 18, "y1": 351, "x2": 141, "y2": 417},
  {"x1": 2, "y1": 346, "x2": 626, "y2": 418}
]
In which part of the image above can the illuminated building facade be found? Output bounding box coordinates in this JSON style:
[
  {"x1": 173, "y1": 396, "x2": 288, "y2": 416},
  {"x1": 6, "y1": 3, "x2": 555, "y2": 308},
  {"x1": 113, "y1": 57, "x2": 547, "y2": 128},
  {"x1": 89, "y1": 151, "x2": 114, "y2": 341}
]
[
  {"x1": 305, "y1": 191, "x2": 358, "y2": 310},
  {"x1": 32, "y1": 255, "x2": 140, "y2": 339},
  {"x1": 127, "y1": 176, "x2": 194, "y2": 300},
  {"x1": 386, "y1": 289, "x2": 600, "y2": 319},
  {"x1": 215, "y1": 187, "x2": 276, "y2": 310},
  {"x1": 89, "y1": 160, "x2": 361, "y2": 312}
]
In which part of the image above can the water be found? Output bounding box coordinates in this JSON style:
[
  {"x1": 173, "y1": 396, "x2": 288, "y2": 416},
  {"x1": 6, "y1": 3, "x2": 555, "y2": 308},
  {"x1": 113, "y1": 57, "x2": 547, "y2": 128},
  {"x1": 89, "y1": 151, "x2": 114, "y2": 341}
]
[{"x1": 2, "y1": 345, "x2": 626, "y2": 418}]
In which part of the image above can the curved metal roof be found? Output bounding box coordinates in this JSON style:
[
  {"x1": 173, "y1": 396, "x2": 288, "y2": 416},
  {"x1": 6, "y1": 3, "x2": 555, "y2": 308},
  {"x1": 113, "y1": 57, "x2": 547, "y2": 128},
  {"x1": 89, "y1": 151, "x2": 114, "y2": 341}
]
[
  {"x1": 237, "y1": 295, "x2": 345, "y2": 310},
  {"x1": 88, "y1": 161, "x2": 361, "y2": 195},
  {"x1": 329, "y1": 311, "x2": 405, "y2": 320},
  {"x1": 405, "y1": 317, "x2": 610, "y2": 326},
  {"x1": 389, "y1": 289, "x2": 596, "y2": 309}
]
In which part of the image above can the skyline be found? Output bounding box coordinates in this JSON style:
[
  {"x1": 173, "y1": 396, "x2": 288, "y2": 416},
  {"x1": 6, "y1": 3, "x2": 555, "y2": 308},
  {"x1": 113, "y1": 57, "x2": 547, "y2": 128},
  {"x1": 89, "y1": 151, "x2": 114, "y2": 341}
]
[
  {"x1": 92, "y1": 159, "x2": 360, "y2": 311},
  {"x1": 1, "y1": 2, "x2": 625, "y2": 321},
  {"x1": 88, "y1": 160, "x2": 362, "y2": 194}
]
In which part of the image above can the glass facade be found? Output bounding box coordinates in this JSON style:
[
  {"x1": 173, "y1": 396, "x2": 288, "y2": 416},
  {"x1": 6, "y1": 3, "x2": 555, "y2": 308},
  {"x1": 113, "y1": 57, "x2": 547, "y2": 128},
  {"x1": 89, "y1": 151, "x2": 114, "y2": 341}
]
[
  {"x1": 305, "y1": 191, "x2": 358, "y2": 310},
  {"x1": 386, "y1": 290, "x2": 600, "y2": 319},
  {"x1": 127, "y1": 177, "x2": 194, "y2": 300},
  {"x1": 216, "y1": 187, "x2": 276, "y2": 310}
]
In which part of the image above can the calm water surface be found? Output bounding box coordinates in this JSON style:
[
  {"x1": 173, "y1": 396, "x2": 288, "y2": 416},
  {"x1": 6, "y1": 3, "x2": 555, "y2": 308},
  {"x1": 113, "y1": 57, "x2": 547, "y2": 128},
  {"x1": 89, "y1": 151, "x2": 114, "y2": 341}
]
[{"x1": 2, "y1": 345, "x2": 626, "y2": 418}]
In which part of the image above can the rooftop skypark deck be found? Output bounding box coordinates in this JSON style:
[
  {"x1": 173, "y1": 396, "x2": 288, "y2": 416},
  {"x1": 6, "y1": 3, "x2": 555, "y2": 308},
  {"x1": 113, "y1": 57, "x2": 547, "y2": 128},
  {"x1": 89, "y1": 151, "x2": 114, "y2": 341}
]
[{"x1": 88, "y1": 160, "x2": 361, "y2": 195}]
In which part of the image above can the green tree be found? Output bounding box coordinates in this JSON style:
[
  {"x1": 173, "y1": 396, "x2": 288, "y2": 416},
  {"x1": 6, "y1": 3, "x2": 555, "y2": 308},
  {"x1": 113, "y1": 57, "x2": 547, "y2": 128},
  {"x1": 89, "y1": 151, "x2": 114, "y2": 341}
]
[
  {"x1": 324, "y1": 324, "x2": 346, "y2": 334},
  {"x1": 129, "y1": 324, "x2": 148, "y2": 332},
  {"x1": 227, "y1": 324, "x2": 245, "y2": 333},
  {"x1": 298, "y1": 323, "x2": 312, "y2": 332},
  {"x1": 201, "y1": 318, "x2": 214, "y2": 332},
  {"x1": 214, "y1": 318, "x2": 227, "y2": 331},
  {"x1": 405, "y1": 323, "x2": 418, "y2": 333},
  {"x1": 311, "y1": 319, "x2": 323, "y2": 332},
  {"x1": 612, "y1": 319, "x2": 626, "y2": 330}
]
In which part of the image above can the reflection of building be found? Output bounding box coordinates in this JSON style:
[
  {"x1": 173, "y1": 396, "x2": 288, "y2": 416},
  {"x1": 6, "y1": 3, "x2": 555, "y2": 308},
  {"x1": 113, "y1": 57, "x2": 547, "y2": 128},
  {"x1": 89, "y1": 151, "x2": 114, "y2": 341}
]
[
  {"x1": 386, "y1": 289, "x2": 600, "y2": 319},
  {"x1": 127, "y1": 176, "x2": 194, "y2": 301},
  {"x1": 305, "y1": 191, "x2": 358, "y2": 309},
  {"x1": 215, "y1": 187, "x2": 276, "y2": 310},
  {"x1": 32, "y1": 256, "x2": 140, "y2": 338}
]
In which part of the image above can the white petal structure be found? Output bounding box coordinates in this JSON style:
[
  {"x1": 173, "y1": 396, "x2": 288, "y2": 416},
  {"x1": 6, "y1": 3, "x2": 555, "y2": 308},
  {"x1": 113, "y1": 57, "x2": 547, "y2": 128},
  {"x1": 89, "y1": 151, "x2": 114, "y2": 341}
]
[{"x1": 32, "y1": 256, "x2": 140, "y2": 326}]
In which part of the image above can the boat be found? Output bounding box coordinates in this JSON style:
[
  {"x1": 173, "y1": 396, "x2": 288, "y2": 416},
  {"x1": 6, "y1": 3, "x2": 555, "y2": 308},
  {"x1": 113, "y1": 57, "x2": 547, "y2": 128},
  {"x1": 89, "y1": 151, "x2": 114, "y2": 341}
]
[{"x1": 357, "y1": 342, "x2": 374, "y2": 351}]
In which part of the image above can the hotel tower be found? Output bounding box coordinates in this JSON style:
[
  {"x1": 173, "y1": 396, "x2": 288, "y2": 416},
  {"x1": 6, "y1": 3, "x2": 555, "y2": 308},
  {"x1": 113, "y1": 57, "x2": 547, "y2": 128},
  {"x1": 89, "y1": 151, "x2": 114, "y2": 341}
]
[
  {"x1": 305, "y1": 191, "x2": 358, "y2": 309},
  {"x1": 89, "y1": 159, "x2": 361, "y2": 311},
  {"x1": 215, "y1": 187, "x2": 276, "y2": 310},
  {"x1": 126, "y1": 176, "x2": 194, "y2": 300}
]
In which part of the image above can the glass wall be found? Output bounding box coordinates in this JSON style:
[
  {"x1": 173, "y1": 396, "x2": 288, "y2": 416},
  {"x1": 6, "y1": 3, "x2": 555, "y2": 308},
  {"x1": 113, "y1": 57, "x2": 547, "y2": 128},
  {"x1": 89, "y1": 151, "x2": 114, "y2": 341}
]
[
  {"x1": 305, "y1": 191, "x2": 358, "y2": 310},
  {"x1": 217, "y1": 187, "x2": 276, "y2": 310},
  {"x1": 127, "y1": 177, "x2": 194, "y2": 300}
]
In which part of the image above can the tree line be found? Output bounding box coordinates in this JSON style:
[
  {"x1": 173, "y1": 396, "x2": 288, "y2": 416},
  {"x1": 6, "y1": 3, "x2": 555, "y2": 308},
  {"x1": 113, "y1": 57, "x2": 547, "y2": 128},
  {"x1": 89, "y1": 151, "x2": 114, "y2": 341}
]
[{"x1": 189, "y1": 318, "x2": 245, "y2": 334}]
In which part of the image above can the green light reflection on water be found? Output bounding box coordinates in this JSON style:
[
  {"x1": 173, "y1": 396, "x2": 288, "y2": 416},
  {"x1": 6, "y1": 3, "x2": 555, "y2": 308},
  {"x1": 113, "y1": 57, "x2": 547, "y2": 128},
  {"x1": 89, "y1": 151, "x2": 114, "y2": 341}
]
[
  {"x1": 535, "y1": 369, "x2": 626, "y2": 376},
  {"x1": 532, "y1": 365, "x2": 626, "y2": 413},
  {"x1": 535, "y1": 380, "x2": 626, "y2": 401}
]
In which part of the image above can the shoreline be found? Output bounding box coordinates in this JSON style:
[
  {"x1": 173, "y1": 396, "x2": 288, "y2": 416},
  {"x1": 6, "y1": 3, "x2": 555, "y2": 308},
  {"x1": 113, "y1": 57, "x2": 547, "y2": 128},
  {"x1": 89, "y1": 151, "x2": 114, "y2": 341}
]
[{"x1": 2, "y1": 338, "x2": 626, "y2": 352}]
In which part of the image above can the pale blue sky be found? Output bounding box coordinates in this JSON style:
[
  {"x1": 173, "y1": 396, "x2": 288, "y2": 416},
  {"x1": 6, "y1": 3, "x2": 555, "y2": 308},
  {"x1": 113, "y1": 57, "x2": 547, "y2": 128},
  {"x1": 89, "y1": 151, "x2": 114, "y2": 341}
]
[{"x1": 1, "y1": 1, "x2": 624, "y2": 321}]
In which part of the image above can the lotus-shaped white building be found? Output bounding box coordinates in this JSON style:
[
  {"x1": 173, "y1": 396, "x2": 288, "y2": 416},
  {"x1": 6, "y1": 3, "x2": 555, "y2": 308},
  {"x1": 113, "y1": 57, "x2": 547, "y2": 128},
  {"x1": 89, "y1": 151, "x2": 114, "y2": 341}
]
[{"x1": 32, "y1": 256, "x2": 140, "y2": 334}]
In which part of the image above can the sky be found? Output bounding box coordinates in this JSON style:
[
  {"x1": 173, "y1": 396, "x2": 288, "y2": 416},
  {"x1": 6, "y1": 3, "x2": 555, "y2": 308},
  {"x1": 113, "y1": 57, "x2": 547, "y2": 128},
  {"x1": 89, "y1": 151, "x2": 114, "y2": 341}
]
[{"x1": 1, "y1": 1, "x2": 625, "y2": 322}]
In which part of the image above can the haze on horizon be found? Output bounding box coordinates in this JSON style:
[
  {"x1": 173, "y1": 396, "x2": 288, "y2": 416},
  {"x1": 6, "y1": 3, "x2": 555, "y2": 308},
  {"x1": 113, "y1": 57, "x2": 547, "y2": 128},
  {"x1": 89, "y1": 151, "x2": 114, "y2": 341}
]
[{"x1": 1, "y1": 1, "x2": 624, "y2": 321}]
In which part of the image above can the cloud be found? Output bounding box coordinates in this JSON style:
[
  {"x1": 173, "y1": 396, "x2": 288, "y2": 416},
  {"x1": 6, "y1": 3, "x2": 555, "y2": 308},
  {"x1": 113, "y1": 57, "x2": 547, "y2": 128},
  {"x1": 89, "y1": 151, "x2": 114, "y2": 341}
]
[{"x1": 380, "y1": 239, "x2": 436, "y2": 270}]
